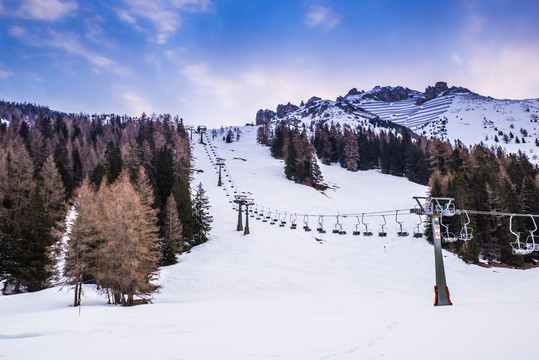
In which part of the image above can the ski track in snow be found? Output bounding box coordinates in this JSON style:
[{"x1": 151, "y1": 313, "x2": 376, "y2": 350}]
[{"x1": 2, "y1": 126, "x2": 539, "y2": 359}]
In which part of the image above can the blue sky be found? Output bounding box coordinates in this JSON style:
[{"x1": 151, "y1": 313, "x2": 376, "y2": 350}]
[{"x1": 1, "y1": 0, "x2": 538, "y2": 127}]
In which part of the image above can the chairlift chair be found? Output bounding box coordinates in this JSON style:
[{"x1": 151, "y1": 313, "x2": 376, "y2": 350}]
[
  {"x1": 303, "y1": 215, "x2": 311, "y2": 232},
  {"x1": 526, "y1": 215, "x2": 537, "y2": 253},
  {"x1": 352, "y1": 216, "x2": 361, "y2": 236},
  {"x1": 509, "y1": 214, "x2": 529, "y2": 255},
  {"x1": 458, "y1": 210, "x2": 473, "y2": 241},
  {"x1": 413, "y1": 213, "x2": 423, "y2": 238},
  {"x1": 317, "y1": 216, "x2": 326, "y2": 234},
  {"x1": 333, "y1": 216, "x2": 346, "y2": 235},
  {"x1": 378, "y1": 215, "x2": 388, "y2": 237},
  {"x1": 290, "y1": 213, "x2": 297, "y2": 229},
  {"x1": 440, "y1": 212, "x2": 457, "y2": 242},
  {"x1": 270, "y1": 211, "x2": 277, "y2": 225},
  {"x1": 362, "y1": 214, "x2": 373, "y2": 236},
  {"x1": 395, "y1": 210, "x2": 409, "y2": 237},
  {"x1": 279, "y1": 212, "x2": 287, "y2": 227}
]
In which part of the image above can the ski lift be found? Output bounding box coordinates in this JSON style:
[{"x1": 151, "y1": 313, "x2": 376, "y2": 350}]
[
  {"x1": 440, "y1": 212, "x2": 457, "y2": 242},
  {"x1": 303, "y1": 215, "x2": 312, "y2": 232},
  {"x1": 270, "y1": 211, "x2": 277, "y2": 225},
  {"x1": 290, "y1": 213, "x2": 297, "y2": 229},
  {"x1": 261, "y1": 207, "x2": 268, "y2": 223},
  {"x1": 413, "y1": 213, "x2": 423, "y2": 238},
  {"x1": 526, "y1": 215, "x2": 537, "y2": 253},
  {"x1": 333, "y1": 216, "x2": 346, "y2": 235},
  {"x1": 458, "y1": 210, "x2": 473, "y2": 241},
  {"x1": 317, "y1": 216, "x2": 326, "y2": 234},
  {"x1": 395, "y1": 210, "x2": 409, "y2": 237},
  {"x1": 279, "y1": 212, "x2": 287, "y2": 227},
  {"x1": 362, "y1": 213, "x2": 373, "y2": 236},
  {"x1": 273, "y1": 211, "x2": 279, "y2": 223},
  {"x1": 352, "y1": 216, "x2": 361, "y2": 236},
  {"x1": 509, "y1": 215, "x2": 528, "y2": 255},
  {"x1": 443, "y1": 201, "x2": 456, "y2": 216},
  {"x1": 378, "y1": 215, "x2": 387, "y2": 237}
]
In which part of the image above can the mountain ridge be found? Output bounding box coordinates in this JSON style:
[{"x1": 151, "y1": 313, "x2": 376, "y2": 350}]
[{"x1": 256, "y1": 82, "x2": 539, "y2": 162}]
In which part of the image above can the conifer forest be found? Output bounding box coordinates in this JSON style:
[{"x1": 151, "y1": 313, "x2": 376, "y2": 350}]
[{"x1": 0, "y1": 101, "x2": 213, "y2": 303}]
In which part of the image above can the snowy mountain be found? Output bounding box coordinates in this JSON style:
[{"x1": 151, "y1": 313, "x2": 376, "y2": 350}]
[
  {"x1": 2, "y1": 126, "x2": 539, "y2": 359},
  {"x1": 257, "y1": 82, "x2": 539, "y2": 161}
]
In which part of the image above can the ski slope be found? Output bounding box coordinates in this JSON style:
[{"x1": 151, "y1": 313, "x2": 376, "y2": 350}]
[
  {"x1": 359, "y1": 94, "x2": 458, "y2": 132},
  {"x1": 2, "y1": 126, "x2": 539, "y2": 359}
]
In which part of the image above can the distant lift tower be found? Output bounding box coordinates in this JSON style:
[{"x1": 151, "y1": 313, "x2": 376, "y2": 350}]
[
  {"x1": 233, "y1": 195, "x2": 247, "y2": 232},
  {"x1": 414, "y1": 197, "x2": 454, "y2": 306},
  {"x1": 197, "y1": 125, "x2": 207, "y2": 144},
  {"x1": 216, "y1": 158, "x2": 225, "y2": 186},
  {"x1": 243, "y1": 198, "x2": 254, "y2": 235}
]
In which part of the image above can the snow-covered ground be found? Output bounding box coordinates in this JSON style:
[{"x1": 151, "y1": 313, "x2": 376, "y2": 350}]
[{"x1": 2, "y1": 126, "x2": 539, "y2": 359}]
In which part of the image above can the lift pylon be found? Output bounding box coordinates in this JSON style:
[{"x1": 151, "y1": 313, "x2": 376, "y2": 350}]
[{"x1": 414, "y1": 196, "x2": 453, "y2": 306}]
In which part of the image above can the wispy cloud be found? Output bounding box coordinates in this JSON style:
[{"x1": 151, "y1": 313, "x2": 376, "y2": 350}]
[
  {"x1": 117, "y1": 0, "x2": 212, "y2": 44},
  {"x1": 121, "y1": 91, "x2": 154, "y2": 116},
  {"x1": 0, "y1": 70, "x2": 15, "y2": 79},
  {"x1": 305, "y1": 5, "x2": 340, "y2": 30},
  {"x1": 8, "y1": 26, "x2": 129, "y2": 75},
  {"x1": 461, "y1": 42, "x2": 539, "y2": 99},
  {"x1": 1, "y1": 0, "x2": 77, "y2": 21}
]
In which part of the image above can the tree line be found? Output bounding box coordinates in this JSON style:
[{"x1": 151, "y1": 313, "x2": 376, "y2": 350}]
[
  {"x1": 259, "y1": 120, "x2": 539, "y2": 265},
  {"x1": 0, "y1": 104, "x2": 212, "y2": 304}
]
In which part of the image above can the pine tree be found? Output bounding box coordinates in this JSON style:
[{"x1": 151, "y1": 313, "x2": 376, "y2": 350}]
[
  {"x1": 72, "y1": 148, "x2": 83, "y2": 189},
  {"x1": 342, "y1": 129, "x2": 359, "y2": 171},
  {"x1": 153, "y1": 147, "x2": 176, "y2": 209},
  {"x1": 0, "y1": 142, "x2": 35, "y2": 293},
  {"x1": 9, "y1": 184, "x2": 53, "y2": 292},
  {"x1": 160, "y1": 194, "x2": 183, "y2": 265},
  {"x1": 39, "y1": 155, "x2": 66, "y2": 225},
  {"x1": 53, "y1": 138, "x2": 73, "y2": 196},
  {"x1": 104, "y1": 141, "x2": 123, "y2": 184},
  {"x1": 172, "y1": 176, "x2": 193, "y2": 243},
  {"x1": 270, "y1": 122, "x2": 286, "y2": 158},
  {"x1": 124, "y1": 142, "x2": 141, "y2": 185},
  {"x1": 90, "y1": 162, "x2": 106, "y2": 188},
  {"x1": 284, "y1": 131, "x2": 297, "y2": 180},
  {"x1": 192, "y1": 183, "x2": 212, "y2": 246}
]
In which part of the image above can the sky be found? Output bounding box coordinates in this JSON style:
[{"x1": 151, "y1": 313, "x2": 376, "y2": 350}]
[{"x1": 1, "y1": 0, "x2": 539, "y2": 127}]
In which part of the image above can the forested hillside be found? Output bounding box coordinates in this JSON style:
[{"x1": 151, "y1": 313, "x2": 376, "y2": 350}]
[
  {"x1": 260, "y1": 120, "x2": 539, "y2": 265},
  {"x1": 0, "y1": 101, "x2": 198, "y2": 303}
]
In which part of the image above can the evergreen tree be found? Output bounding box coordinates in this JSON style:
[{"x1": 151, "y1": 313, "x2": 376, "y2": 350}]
[
  {"x1": 90, "y1": 162, "x2": 106, "y2": 188},
  {"x1": 173, "y1": 173, "x2": 194, "y2": 243},
  {"x1": 192, "y1": 183, "x2": 212, "y2": 246},
  {"x1": 104, "y1": 141, "x2": 123, "y2": 184},
  {"x1": 342, "y1": 129, "x2": 359, "y2": 171},
  {"x1": 284, "y1": 131, "x2": 297, "y2": 180},
  {"x1": 8, "y1": 185, "x2": 53, "y2": 292},
  {"x1": 225, "y1": 129, "x2": 233, "y2": 143},
  {"x1": 72, "y1": 148, "x2": 83, "y2": 189},
  {"x1": 53, "y1": 138, "x2": 73, "y2": 196},
  {"x1": 270, "y1": 122, "x2": 286, "y2": 158},
  {"x1": 39, "y1": 155, "x2": 66, "y2": 225},
  {"x1": 160, "y1": 194, "x2": 183, "y2": 265},
  {"x1": 153, "y1": 147, "x2": 176, "y2": 209},
  {"x1": 124, "y1": 142, "x2": 141, "y2": 185}
]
